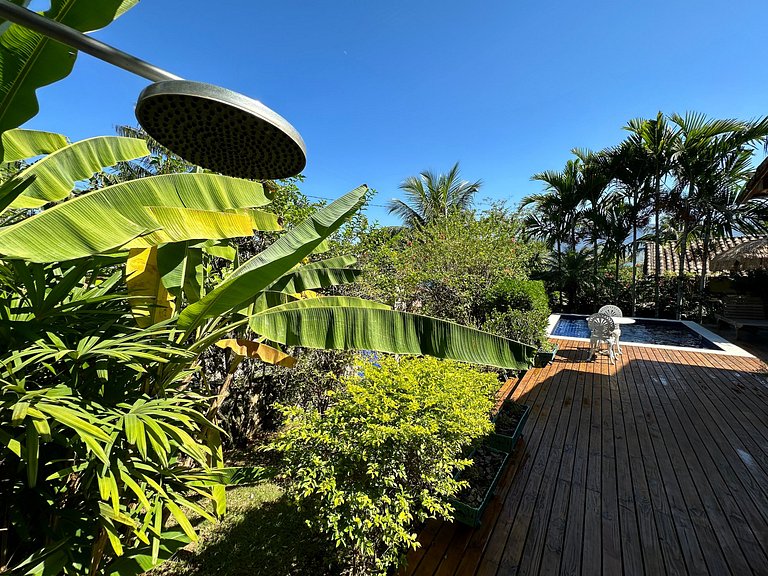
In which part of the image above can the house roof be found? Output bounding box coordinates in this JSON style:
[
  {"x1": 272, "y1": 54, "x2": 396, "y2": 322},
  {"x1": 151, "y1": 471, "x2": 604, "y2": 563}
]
[
  {"x1": 740, "y1": 156, "x2": 768, "y2": 203},
  {"x1": 643, "y1": 234, "x2": 768, "y2": 275}
]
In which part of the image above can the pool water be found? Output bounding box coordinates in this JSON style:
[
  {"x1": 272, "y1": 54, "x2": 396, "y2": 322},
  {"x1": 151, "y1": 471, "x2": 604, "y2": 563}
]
[{"x1": 551, "y1": 315, "x2": 722, "y2": 350}]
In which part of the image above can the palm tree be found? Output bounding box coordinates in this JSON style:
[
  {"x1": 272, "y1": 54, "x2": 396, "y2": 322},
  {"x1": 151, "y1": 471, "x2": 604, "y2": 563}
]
[
  {"x1": 530, "y1": 159, "x2": 583, "y2": 251},
  {"x1": 606, "y1": 138, "x2": 654, "y2": 314},
  {"x1": 524, "y1": 160, "x2": 583, "y2": 310},
  {"x1": 572, "y1": 148, "x2": 614, "y2": 292},
  {"x1": 601, "y1": 193, "x2": 634, "y2": 302},
  {"x1": 669, "y1": 113, "x2": 768, "y2": 319},
  {"x1": 624, "y1": 113, "x2": 679, "y2": 317},
  {"x1": 387, "y1": 162, "x2": 481, "y2": 227}
]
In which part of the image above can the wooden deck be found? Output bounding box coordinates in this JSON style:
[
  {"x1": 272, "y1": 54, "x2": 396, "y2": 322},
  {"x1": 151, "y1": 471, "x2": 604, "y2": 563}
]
[{"x1": 402, "y1": 339, "x2": 768, "y2": 576}]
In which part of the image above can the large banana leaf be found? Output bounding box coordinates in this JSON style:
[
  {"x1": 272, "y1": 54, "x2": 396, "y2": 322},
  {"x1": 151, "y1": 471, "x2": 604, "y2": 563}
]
[
  {"x1": 10, "y1": 136, "x2": 150, "y2": 208},
  {"x1": 177, "y1": 185, "x2": 368, "y2": 332},
  {"x1": 268, "y1": 255, "x2": 361, "y2": 293},
  {"x1": 121, "y1": 207, "x2": 255, "y2": 249},
  {"x1": 0, "y1": 0, "x2": 139, "y2": 151},
  {"x1": 247, "y1": 209, "x2": 282, "y2": 231},
  {"x1": 0, "y1": 173, "x2": 271, "y2": 262},
  {"x1": 0, "y1": 128, "x2": 67, "y2": 162},
  {"x1": 249, "y1": 300, "x2": 535, "y2": 370}
]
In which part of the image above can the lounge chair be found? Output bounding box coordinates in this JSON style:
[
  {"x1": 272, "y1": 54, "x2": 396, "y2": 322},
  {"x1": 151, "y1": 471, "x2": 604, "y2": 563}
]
[{"x1": 715, "y1": 295, "x2": 768, "y2": 339}]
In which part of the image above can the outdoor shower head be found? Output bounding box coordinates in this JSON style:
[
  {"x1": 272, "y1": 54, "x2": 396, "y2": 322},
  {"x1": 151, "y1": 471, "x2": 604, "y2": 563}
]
[
  {"x1": 135, "y1": 81, "x2": 306, "y2": 180},
  {"x1": 0, "y1": 0, "x2": 306, "y2": 180}
]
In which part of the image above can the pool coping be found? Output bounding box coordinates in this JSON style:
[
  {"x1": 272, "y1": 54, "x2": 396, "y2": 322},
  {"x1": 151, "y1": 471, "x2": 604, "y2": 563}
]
[{"x1": 547, "y1": 314, "x2": 754, "y2": 358}]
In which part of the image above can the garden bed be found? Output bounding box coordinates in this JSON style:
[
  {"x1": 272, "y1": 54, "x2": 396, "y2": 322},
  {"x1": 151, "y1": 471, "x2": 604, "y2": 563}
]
[
  {"x1": 451, "y1": 445, "x2": 508, "y2": 527},
  {"x1": 534, "y1": 344, "x2": 558, "y2": 367},
  {"x1": 486, "y1": 400, "x2": 530, "y2": 453}
]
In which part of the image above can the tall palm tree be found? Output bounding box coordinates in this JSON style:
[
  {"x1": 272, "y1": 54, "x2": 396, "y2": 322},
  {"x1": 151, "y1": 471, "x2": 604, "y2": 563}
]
[
  {"x1": 624, "y1": 113, "x2": 679, "y2": 317},
  {"x1": 669, "y1": 113, "x2": 768, "y2": 319},
  {"x1": 530, "y1": 159, "x2": 583, "y2": 251},
  {"x1": 572, "y1": 148, "x2": 614, "y2": 292},
  {"x1": 525, "y1": 160, "x2": 583, "y2": 310},
  {"x1": 607, "y1": 138, "x2": 654, "y2": 314},
  {"x1": 601, "y1": 193, "x2": 634, "y2": 302},
  {"x1": 387, "y1": 162, "x2": 481, "y2": 227}
]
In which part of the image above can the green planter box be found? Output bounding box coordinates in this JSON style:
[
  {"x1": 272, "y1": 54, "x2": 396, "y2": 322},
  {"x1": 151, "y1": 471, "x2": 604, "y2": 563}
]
[
  {"x1": 533, "y1": 344, "x2": 558, "y2": 368},
  {"x1": 486, "y1": 402, "x2": 531, "y2": 453},
  {"x1": 450, "y1": 446, "x2": 509, "y2": 527}
]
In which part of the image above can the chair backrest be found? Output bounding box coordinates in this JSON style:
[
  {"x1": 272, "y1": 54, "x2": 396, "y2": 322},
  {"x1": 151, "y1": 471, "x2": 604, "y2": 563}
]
[
  {"x1": 587, "y1": 313, "x2": 616, "y2": 339},
  {"x1": 598, "y1": 304, "x2": 623, "y2": 318}
]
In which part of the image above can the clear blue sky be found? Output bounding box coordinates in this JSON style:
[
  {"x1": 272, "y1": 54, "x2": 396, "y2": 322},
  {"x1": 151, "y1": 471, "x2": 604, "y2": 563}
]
[{"x1": 24, "y1": 0, "x2": 768, "y2": 225}]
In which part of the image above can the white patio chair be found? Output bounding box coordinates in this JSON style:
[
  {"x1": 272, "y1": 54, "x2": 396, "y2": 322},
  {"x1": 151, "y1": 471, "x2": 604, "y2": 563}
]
[
  {"x1": 598, "y1": 304, "x2": 624, "y2": 355},
  {"x1": 587, "y1": 313, "x2": 617, "y2": 364}
]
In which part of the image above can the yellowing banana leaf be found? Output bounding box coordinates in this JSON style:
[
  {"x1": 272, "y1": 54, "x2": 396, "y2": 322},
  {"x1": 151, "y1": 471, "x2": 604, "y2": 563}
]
[
  {"x1": 177, "y1": 185, "x2": 368, "y2": 332},
  {"x1": 215, "y1": 339, "x2": 296, "y2": 367},
  {"x1": 1, "y1": 128, "x2": 67, "y2": 162},
  {"x1": 126, "y1": 247, "x2": 175, "y2": 327},
  {"x1": 10, "y1": 136, "x2": 150, "y2": 209},
  {"x1": 122, "y1": 207, "x2": 255, "y2": 249},
  {"x1": 249, "y1": 300, "x2": 536, "y2": 370},
  {"x1": 246, "y1": 209, "x2": 282, "y2": 231},
  {"x1": 156, "y1": 242, "x2": 204, "y2": 303},
  {"x1": 0, "y1": 0, "x2": 140, "y2": 151},
  {"x1": 0, "y1": 173, "x2": 270, "y2": 262}
]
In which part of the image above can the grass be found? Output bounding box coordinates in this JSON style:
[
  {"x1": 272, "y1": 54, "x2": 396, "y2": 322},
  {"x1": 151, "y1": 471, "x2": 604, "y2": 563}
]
[{"x1": 150, "y1": 483, "x2": 339, "y2": 576}]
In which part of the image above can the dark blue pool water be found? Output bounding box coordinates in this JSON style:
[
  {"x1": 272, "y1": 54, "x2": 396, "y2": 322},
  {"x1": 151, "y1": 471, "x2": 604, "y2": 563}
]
[{"x1": 551, "y1": 315, "x2": 722, "y2": 350}]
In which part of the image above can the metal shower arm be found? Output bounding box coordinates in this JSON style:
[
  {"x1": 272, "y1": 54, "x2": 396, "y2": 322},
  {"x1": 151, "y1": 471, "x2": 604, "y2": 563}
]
[{"x1": 0, "y1": 0, "x2": 181, "y2": 82}]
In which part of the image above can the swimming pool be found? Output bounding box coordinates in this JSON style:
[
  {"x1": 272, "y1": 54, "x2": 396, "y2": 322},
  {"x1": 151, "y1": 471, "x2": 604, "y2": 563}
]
[{"x1": 550, "y1": 315, "x2": 722, "y2": 350}]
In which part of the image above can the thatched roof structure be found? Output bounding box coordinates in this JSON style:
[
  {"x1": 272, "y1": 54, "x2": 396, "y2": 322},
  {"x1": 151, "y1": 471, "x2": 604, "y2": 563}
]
[
  {"x1": 643, "y1": 234, "x2": 768, "y2": 275},
  {"x1": 711, "y1": 238, "x2": 768, "y2": 271},
  {"x1": 739, "y1": 156, "x2": 768, "y2": 203}
]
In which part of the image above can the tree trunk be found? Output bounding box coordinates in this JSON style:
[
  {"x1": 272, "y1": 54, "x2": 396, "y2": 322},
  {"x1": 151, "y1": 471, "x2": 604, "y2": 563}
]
[
  {"x1": 631, "y1": 188, "x2": 639, "y2": 316},
  {"x1": 615, "y1": 252, "x2": 621, "y2": 303},
  {"x1": 675, "y1": 220, "x2": 689, "y2": 320},
  {"x1": 654, "y1": 175, "x2": 662, "y2": 318},
  {"x1": 557, "y1": 238, "x2": 563, "y2": 310},
  {"x1": 697, "y1": 212, "x2": 712, "y2": 323}
]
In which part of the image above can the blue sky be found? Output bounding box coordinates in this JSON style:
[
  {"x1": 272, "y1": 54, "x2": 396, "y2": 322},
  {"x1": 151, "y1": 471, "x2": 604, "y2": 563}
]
[{"x1": 24, "y1": 0, "x2": 768, "y2": 225}]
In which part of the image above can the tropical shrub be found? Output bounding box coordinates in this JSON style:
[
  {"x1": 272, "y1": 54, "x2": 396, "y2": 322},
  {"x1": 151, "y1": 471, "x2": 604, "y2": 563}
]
[
  {"x1": 272, "y1": 356, "x2": 498, "y2": 575},
  {"x1": 479, "y1": 279, "x2": 551, "y2": 347},
  {"x1": 359, "y1": 207, "x2": 544, "y2": 327}
]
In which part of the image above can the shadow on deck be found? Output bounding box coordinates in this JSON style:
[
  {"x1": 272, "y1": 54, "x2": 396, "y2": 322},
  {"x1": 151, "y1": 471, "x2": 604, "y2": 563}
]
[{"x1": 401, "y1": 340, "x2": 768, "y2": 576}]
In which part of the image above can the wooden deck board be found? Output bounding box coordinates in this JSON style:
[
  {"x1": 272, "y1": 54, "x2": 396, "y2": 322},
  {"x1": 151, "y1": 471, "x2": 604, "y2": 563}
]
[{"x1": 403, "y1": 339, "x2": 768, "y2": 576}]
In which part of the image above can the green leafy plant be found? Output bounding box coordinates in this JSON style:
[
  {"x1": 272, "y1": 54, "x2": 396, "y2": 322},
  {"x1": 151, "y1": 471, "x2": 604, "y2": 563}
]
[
  {"x1": 272, "y1": 356, "x2": 498, "y2": 575},
  {"x1": 479, "y1": 279, "x2": 551, "y2": 348}
]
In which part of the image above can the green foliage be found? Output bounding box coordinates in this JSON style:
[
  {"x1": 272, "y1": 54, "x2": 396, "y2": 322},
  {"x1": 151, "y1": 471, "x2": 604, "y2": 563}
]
[
  {"x1": 479, "y1": 279, "x2": 551, "y2": 347},
  {"x1": 0, "y1": 0, "x2": 139, "y2": 152},
  {"x1": 272, "y1": 356, "x2": 498, "y2": 575},
  {"x1": 0, "y1": 260, "x2": 222, "y2": 575},
  {"x1": 360, "y1": 206, "x2": 544, "y2": 327}
]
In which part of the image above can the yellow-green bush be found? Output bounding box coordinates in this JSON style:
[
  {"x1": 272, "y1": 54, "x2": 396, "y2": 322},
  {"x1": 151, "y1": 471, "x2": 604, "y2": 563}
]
[{"x1": 271, "y1": 356, "x2": 498, "y2": 575}]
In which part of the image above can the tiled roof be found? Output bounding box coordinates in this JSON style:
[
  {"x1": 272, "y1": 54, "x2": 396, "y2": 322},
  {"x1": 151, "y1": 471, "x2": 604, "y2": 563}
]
[{"x1": 643, "y1": 234, "x2": 768, "y2": 275}]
